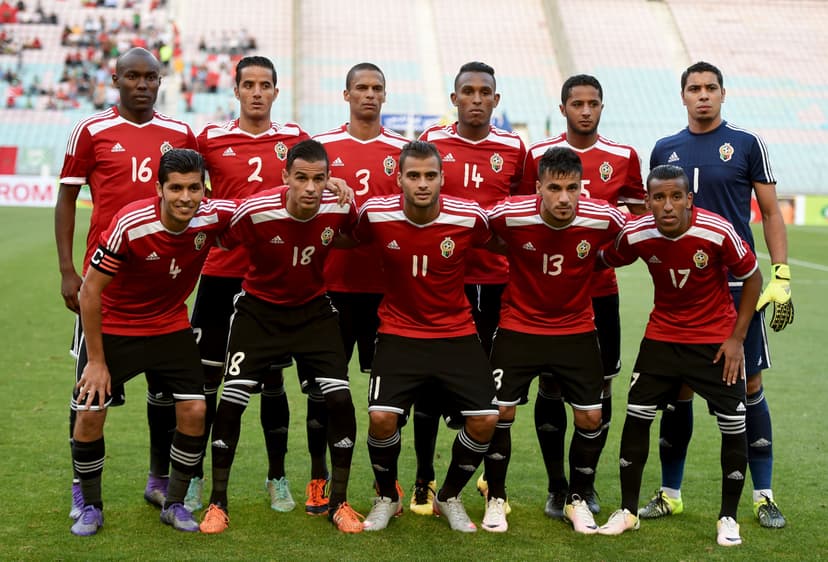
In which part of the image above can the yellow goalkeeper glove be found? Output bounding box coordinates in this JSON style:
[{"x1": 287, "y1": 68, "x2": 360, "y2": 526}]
[{"x1": 756, "y1": 263, "x2": 794, "y2": 331}]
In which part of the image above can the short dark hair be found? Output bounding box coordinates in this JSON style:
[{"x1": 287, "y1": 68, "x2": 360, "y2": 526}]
[
  {"x1": 345, "y1": 62, "x2": 385, "y2": 90},
  {"x1": 560, "y1": 74, "x2": 602, "y2": 105},
  {"x1": 399, "y1": 140, "x2": 442, "y2": 172},
  {"x1": 286, "y1": 139, "x2": 329, "y2": 171},
  {"x1": 235, "y1": 55, "x2": 277, "y2": 86},
  {"x1": 158, "y1": 148, "x2": 205, "y2": 185},
  {"x1": 681, "y1": 61, "x2": 723, "y2": 90},
  {"x1": 647, "y1": 165, "x2": 690, "y2": 192},
  {"x1": 537, "y1": 146, "x2": 582, "y2": 179},
  {"x1": 454, "y1": 61, "x2": 496, "y2": 91}
]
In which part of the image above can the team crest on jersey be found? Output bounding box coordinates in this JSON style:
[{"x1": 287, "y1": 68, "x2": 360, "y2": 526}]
[
  {"x1": 490, "y1": 153, "x2": 503, "y2": 173},
  {"x1": 576, "y1": 239, "x2": 591, "y2": 259},
  {"x1": 599, "y1": 161, "x2": 613, "y2": 182},
  {"x1": 275, "y1": 141, "x2": 288, "y2": 161},
  {"x1": 383, "y1": 155, "x2": 396, "y2": 176},
  {"x1": 194, "y1": 232, "x2": 207, "y2": 250},
  {"x1": 719, "y1": 143, "x2": 734, "y2": 162},
  {"x1": 693, "y1": 249, "x2": 709, "y2": 269},
  {"x1": 160, "y1": 141, "x2": 173, "y2": 155},
  {"x1": 320, "y1": 226, "x2": 335, "y2": 246},
  {"x1": 440, "y1": 237, "x2": 455, "y2": 258}
]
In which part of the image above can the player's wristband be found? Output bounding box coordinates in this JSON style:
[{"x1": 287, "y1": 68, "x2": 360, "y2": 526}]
[{"x1": 771, "y1": 263, "x2": 790, "y2": 281}]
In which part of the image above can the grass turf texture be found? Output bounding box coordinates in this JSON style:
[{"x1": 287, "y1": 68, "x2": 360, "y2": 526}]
[{"x1": 1, "y1": 207, "x2": 826, "y2": 560}]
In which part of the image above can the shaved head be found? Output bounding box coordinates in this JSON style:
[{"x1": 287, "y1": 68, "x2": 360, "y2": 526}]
[{"x1": 115, "y1": 48, "x2": 159, "y2": 75}]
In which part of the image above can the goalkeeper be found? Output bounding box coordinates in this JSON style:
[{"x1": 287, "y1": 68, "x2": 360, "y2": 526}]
[{"x1": 643, "y1": 61, "x2": 793, "y2": 530}]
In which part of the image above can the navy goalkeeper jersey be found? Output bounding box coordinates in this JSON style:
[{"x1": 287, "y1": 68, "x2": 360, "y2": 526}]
[{"x1": 649, "y1": 120, "x2": 776, "y2": 252}]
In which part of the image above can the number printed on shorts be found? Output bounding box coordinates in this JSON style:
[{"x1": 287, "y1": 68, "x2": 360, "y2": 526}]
[
  {"x1": 292, "y1": 245, "x2": 316, "y2": 266},
  {"x1": 492, "y1": 368, "x2": 504, "y2": 390},
  {"x1": 226, "y1": 351, "x2": 246, "y2": 376}
]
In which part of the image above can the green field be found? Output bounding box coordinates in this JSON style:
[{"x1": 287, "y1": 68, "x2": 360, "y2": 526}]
[{"x1": 2, "y1": 207, "x2": 826, "y2": 561}]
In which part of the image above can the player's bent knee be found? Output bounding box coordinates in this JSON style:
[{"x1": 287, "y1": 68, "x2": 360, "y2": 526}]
[
  {"x1": 498, "y1": 405, "x2": 516, "y2": 420},
  {"x1": 465, "y1": 413, "x2": 498, "y2": 441},
  {"x1": 175, "y1": 399, "x2": 206, "y2": 435},
  {"x1": 73, "y1": 409, "x2": 106, "y2": 441},
  {"x1": 573, "y1": 409, "x2": 602, "y2": 431},
  {"x1": 369, "y1": 411, "x2": 399, "y2": 438},
  {"x1": 746, "y1": 372, "x2": 763, "y2": 395}
]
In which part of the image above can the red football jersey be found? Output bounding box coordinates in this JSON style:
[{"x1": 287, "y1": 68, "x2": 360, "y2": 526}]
[
  {"x1": 355, "y1": 194, "x2": 491, "y2": 338},
  {"x1": 419, "y1": 123, "x2": 527, "y2": 284},
  {"x1": 197, "y1": 120, "x2": 311, "y2": 278},
  {"x1": 488, "y1": 196, "x2": 626, "y2": 335},
  {"x1": 601, "y1": 207, "x2": 758, "y2": 343},
  {"x1": 60, "y1": 107, "x2": 198, "y2": 271},
  {"x1": 314, "y1": 124, "x2": 409, "y2": 293},
  {"x1": 220, "y1": 185, "x2": 356, "y2": 306},
  {"x1": 520, "y1": 133, "x2": 645, "y2": 297},
  {"x1": 90, "y1": 197, "x2": 237, "y2": 336}
]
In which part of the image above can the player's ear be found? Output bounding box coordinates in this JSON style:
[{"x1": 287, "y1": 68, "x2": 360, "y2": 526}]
[
  {"x1": 156, "y1": 180, "x2": 163, "y2": 197},
  {"x1": 558, "y1": 103, "x2": 565, "y2": 116},
  {"x1": 645, "y1": 193, "x2": 651, "y2": 211},
  {"x1": 273, "y1": 86, "x2": 279, "y2": 101},
  {"x1": 450, "y1": 92, "x2": 458, "y2": 107},
  {"x1": 493, "y1": 92, "x2": 501, "y2": 107},
  {"x1": 282, "y1": 167, "x2": 289, "y2": 184},
  {"x1": 721, "y1": 87, "x2": 726, "y2": 104},
  {"x1": 535, "y1": 180, "x2": 541, "y2": 195}
]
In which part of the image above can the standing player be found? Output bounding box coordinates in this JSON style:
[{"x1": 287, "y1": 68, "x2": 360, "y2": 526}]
[
  {"x1": 189, "y1": 55, "x2": 314, "y2": 514},
  {"x1": 597, "y1": 164, "x2": 761, "y2": 547},
  {"x1": 70, "y1": 149, "x2": 236, "y2": 536},
  {"x1": 314, "y1": 62, "x2": 408, "y2": 374},
  {"x1": 516, "y1": 74, "x2": 646, "y2": 517},
  {"x1": 358, "y1": 140, "x2": 499, "y2": 533},
  {"x1": 198, "y1": 140, "x2": 364, "y2": 534},
  {"x1": 55, "y1": 47, "x2": 198, "y2": 519},
  {"x1": 482, "y1": 147, "x2": 626, "y2": 534},
  {"x1": 412, "y1": 61, "x2": 525, "y2": 515},
  {"x1": 644, "y1": 61, "x2": 792, "y2": 528}
]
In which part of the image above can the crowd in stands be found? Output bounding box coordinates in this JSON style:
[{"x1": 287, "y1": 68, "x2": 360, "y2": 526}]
[{"x1": 3, "y1": 0, "x2": 257, "y2": 115}]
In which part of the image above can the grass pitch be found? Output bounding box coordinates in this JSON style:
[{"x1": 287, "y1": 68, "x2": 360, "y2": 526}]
[{"x1": 1, "y1": 207, "x2": 826, "y2": 561}]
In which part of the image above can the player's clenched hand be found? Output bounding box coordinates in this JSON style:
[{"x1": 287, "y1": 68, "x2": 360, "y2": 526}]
[
  {"x1": 756, "y1": 263, "x2": 794, "y2": 332},
  {"x1": 61, "y1": 270, "x2": 83, "y2": 313},
  {"x1": 714, "y1": 337, "x2": 745, "y2": 386},
  {"x1": 76, "y1": 361, "x2": 112, "y2": 410},
  {"x1": 326, "y1": 177, "x2": 355, "y2": 206}
]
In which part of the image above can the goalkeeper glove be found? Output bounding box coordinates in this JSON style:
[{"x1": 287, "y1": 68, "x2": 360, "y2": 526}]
[{"x1": 756, "y1": 263, "x2": 794, "y2": 332}]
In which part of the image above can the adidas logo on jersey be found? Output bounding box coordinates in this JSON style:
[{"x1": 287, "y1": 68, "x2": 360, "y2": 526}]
[
  {"x1": 736, "y1": 402, "x2": 746, "y2": 412},
  {"x1": 331, "y1": 157, "x2": 345, "y2": 167},
  {"x1": 333, "y1": 437, "x2": 354, "y2": 449},
  {"x1": 222, "y1": 147, "x2": 236, "y2": 157},
  {"x1": 667, "y1": 151, "x2": 680, "y2": 163},
  {"x1": 270, "y1": 236, "x2": 285, "y2": 244},
  {"x1": 146, "y1": 251, "x2": 160, "y2": 261},
  {"x1": 522, "y1": 241, "x2": 536, "y2": 251},
  {"x1": 387, "y1": 240, "x2": 400, "y2": 250},
  {"x1": 443, "y1": 152, "x2": 456, "y2": 162},
  {"x1": 726, "y1": 470, "x2": 745, "y2": 480},
  {"x1": 212, "y1": 439, "x2": 229, "y2": 449},
  {"x1": 111, "y1": 142, "x2": 125, "y2": 153},
  {"x1": 648, "y1": 255, "x2": 662, "y2": 264}
]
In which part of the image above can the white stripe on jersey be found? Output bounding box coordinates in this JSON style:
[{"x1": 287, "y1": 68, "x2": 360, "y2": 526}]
[
  {"x1": 206, "y1": 121, "x2": 303, "y2": 139},
  {"x1": 249, "y1": 200, "x2": 350, "y2": 224},
  {"x1": 684, "y1": 225, "x2": 725, "y2": 246},
  {"x1": 105, "y1": 206, "x2": 157, "y2": 252},
  {"x1": 422, "y1": 125, "x2": 522, "y2": 149},
  {"x1": 442, "y1": 197, "x2": 489, "y2": 224},
  {"x1": 529, "y1": 134, "x2": 633, "y2": 159},
  {"x1": 725, "y1": 123, "x2": 776, "y2": 184},
  {"x1": 66, "y1": 108, "x2": 116, "y2": 155},
  {"x1": 188, "y1": 213, "x2": 220, "y2": 229},
  {"x1": 314, "y1": 126, "x2": 409, "y2": 148},
  {"x1": 695, "y1": 213, "x2": 748, "y2": 258},
  {"x1": 366, "y1": 209, "x2": 478, "y2": 229},
  {"x1": 125, "y1": 221, "x2": 167, "y2": 243}
]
